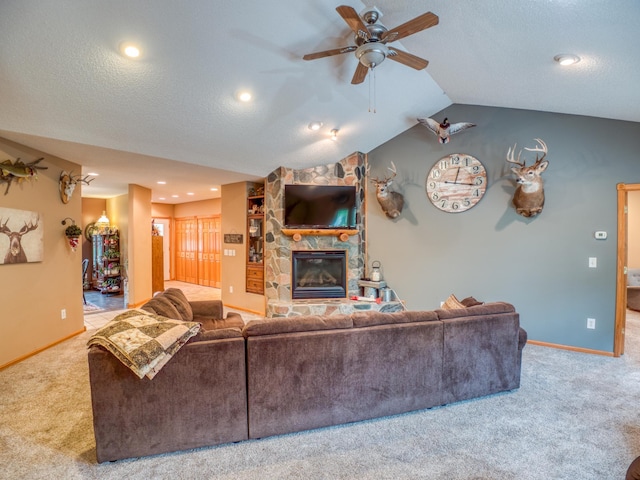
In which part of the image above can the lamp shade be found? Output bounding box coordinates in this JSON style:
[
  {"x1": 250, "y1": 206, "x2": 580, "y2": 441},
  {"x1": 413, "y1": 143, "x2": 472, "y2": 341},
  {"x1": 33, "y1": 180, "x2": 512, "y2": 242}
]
[{"x1": 96, "y1": 211, "x2": 110, "y2": 230}]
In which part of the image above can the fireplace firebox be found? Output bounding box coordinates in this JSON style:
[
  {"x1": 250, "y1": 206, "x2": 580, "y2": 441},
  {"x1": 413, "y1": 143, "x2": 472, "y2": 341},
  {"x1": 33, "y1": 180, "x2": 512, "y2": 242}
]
[{"x1": 291, "y1": 250, "x2": 347, "y2": 299}]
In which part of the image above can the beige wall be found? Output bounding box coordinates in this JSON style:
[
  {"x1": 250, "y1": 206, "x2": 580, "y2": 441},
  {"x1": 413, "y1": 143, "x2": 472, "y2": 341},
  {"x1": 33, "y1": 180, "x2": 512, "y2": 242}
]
[
  {"x1": 174, "y1": 198, "x2": 220, "y2": 218},
  {"x1": 221, "y1": 182, "x2": 264, "y2": 315},
  {"x1": 151, "y1": 203, "x2": 174, "y2": 218},
  {"x1": 0, "y1": 138, "x2": 84, "y2": 368},
  {"x1": 629, "y1": 191, "x2": 640, "y2": 268},
  {"x1": 127, "y1": 185, "x2": 152, "y2": 307}
]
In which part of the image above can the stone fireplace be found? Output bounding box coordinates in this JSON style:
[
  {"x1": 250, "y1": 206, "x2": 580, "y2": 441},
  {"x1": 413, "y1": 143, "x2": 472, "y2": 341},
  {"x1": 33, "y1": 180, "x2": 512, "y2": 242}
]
[
  {"x1": 291, "y1": 250, "x2": 347, "y2": 299},
  {"x1": 264, "y1": 153, "x2": 367, "y2": 317}
]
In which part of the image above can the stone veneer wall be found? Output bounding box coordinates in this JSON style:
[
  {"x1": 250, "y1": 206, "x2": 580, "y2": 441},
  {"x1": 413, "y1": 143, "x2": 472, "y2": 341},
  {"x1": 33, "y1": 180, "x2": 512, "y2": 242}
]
[{"x1": 264, "y1": 152, "x2": 367, "y2": 315}]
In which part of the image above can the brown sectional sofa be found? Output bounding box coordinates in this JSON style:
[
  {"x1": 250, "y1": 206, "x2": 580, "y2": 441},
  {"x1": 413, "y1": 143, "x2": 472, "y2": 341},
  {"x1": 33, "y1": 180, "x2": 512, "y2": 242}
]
[{"x1": 88, "y1": 293, "x2": 527, "y2": 462}]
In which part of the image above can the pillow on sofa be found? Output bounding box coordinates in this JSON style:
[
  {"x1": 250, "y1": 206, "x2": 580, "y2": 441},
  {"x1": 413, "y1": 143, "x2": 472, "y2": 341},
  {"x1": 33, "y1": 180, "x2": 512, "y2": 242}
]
[
  {"x1": 442, "y1": 294, "x2": 465, "y2": 310},
  {"x1": 460, "y1": 296, "x2": 484, "y2": 307},
  {"x1": 162, "y1": 288, "x2": 194, "y2": 322},
  {"x1": 141, "y1": 295, "x2": 181, "y2": 320}
]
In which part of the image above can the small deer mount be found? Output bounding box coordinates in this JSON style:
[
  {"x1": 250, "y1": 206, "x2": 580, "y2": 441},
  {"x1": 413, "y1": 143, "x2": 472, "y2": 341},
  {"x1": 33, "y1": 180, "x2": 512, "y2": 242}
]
[
  {"x1": 59, "y1": 171, "x2": 94, "y2": 204},
  {"x1": 369, "y1": 161, "x2": 405, "y2": 219},
  {"x1": 506, "y1": 138, "x2": 549, "y2": 218}
]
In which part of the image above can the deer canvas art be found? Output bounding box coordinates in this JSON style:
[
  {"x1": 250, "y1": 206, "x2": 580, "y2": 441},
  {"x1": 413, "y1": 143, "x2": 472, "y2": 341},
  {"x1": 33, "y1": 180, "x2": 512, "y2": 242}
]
[
  {"x1": 506, "y1": 138, "x2": 549, "y2": 218},
  {"x1": 0, "y1": 208, "x2": 43, "y2": 264}
]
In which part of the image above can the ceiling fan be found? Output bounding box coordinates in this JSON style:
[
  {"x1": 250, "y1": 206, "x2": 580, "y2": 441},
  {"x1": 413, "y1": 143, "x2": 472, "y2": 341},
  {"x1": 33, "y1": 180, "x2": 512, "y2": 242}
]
[{"x1": 303, "y1": 5, "x2": 439, "y2": 85}]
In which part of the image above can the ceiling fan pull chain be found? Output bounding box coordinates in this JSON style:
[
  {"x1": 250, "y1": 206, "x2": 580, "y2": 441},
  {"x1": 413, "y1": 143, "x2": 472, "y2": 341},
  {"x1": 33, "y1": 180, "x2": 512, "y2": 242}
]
[{"x1": 368, "y1": 67, "x2": 377, "y2": 114}]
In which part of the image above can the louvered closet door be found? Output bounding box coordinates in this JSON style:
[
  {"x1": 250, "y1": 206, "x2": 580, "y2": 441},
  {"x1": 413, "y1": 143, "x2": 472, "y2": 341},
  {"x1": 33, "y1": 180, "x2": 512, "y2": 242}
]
[
  {"x1": 175, "y1": 218, "x2": 198, "y2": 284},
  {"x1": 198, "y1": 216, "x2": 221, "y2": 288}
]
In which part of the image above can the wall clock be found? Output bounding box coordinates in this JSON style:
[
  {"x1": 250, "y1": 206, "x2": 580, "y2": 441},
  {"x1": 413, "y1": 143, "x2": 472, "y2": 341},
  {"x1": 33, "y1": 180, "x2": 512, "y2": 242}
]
[{"x1": 425, "y1": 154, "x2": 487, "y2": 213}]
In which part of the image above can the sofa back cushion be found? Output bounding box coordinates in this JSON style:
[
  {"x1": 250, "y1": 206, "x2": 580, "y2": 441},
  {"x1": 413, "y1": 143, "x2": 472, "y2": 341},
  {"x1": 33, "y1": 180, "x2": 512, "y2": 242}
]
[
  {"x1": 243, "y1": 314, "x2": 352, "y2": 337},
  {"x1": 351, "y1": 310, "x2": 438, "y2": 328},
  {"x1": 162, "y1": 288, "x2": 194, "y2": 321},
  {"x1": 436, "y1": 302, "x2": 515, "y2": 320},
  {"x1": 140, "y1": 295, "x2": 182, "y2": 320}
]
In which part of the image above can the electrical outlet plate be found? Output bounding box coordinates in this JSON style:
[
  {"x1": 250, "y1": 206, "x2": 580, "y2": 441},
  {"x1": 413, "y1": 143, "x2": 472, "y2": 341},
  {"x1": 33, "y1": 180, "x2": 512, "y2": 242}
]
[{"x1": 587, "y1": 318, "x2": 596, "y2": 329}]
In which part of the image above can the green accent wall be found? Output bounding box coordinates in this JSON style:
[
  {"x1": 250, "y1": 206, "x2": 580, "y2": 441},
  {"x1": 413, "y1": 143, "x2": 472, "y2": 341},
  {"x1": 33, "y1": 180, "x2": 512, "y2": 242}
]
[{"x1": 367, "y1": 104, "x2": 640, "y2": 352}]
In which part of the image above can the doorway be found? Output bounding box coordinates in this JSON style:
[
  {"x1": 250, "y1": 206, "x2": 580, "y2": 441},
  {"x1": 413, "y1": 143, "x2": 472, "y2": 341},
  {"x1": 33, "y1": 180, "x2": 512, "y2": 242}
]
[
  {"x1": 152, "y1": 218, "x2": 171, "y2": 280},
  {"x1": 614, "y1": 184, "x2": 640, "y2": 356}
]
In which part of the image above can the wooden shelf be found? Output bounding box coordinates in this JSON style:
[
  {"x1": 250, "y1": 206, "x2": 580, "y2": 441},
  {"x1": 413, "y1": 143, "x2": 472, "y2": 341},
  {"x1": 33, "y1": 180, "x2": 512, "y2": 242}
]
[{"x1": 281, "y1": 228, "x2": 359, "y2": 242}]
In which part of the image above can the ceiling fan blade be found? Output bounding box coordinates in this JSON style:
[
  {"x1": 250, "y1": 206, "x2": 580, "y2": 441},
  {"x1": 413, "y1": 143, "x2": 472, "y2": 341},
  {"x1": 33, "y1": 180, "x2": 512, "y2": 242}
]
[
  {"x1": 381, "y1": 12, "x2": 439, "y2": 43},
  {"x1": 303, "y1": 46, "x2": 357, "y2": 61},
  {"x1": 351, "y1": 62, "x2": 369, "y2": 84},
  {"x1": 387, "y1": 48, "x2": 429, "y2": 70},
  {"x1": 336, "y1": 5, "x2": 369, "y2": 40}
]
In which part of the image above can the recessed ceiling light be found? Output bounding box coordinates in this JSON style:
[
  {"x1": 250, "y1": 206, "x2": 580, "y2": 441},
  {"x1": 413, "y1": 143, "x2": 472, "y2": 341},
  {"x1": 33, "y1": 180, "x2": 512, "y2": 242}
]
[
  {"x1": 157, "y1": 181, "x2": 166, "y2": 185},
  {"x1": 308, "y1": 121, "x2": 323, "y2": 131},
  {"x1": 238, "y1": 91, "x2": 252, "y2": 102},
  {"x1": 87, "y1": 172, "x2": 99, "y2": 176},
  {"x1": 187, "y1": 192, "x2": 195, "y2": 196},
  {"x1": 119, "y1": 42, "x2": 142, "y2": 58},
  {"x1": 171, "y1": 194, "x2": 179, "y2": 198},
  {"x1": 210, "y1": 187, "x2": 219, "y2": 192},
  {"x1": 554, "y1": 54, "x2": 580, "y2": 66},
  {"x1": 159, "y1": 197, "x2": 166, "y2": 200}
]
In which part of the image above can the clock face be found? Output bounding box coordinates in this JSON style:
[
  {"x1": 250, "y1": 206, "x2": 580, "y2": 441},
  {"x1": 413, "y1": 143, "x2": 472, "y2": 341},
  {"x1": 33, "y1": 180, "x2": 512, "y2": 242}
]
[{"x1": 425, "y1": 154, "x2": 487, "y2": 213}]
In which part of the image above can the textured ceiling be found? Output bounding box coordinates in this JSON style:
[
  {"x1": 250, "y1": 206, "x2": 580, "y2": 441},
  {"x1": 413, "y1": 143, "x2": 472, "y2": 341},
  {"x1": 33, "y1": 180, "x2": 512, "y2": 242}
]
[{"x1": 0, "y1": 1, "x2": 637, "y2": 203}]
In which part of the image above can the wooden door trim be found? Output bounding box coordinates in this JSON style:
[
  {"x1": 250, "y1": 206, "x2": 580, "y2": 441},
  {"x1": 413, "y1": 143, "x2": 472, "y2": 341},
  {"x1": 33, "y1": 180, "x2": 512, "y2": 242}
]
[{"x1": 614, "y1": 183, "x2": 640, "y2": 357}]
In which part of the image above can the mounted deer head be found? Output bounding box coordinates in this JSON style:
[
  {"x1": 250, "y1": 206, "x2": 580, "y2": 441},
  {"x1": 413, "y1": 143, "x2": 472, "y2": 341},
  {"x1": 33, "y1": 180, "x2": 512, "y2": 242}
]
[
  {"x1": 0, "y1": 216, "x2": 39, "y2": 264},
  {"x1": 59, "y1": 171, "x2": 94, "y2": 204},
  {"x1": 369, "y1": 161, "x2": 405, "y2": 219},
  {"x1": 506, "y1": 138, "x2": 549, "y2": 217}
]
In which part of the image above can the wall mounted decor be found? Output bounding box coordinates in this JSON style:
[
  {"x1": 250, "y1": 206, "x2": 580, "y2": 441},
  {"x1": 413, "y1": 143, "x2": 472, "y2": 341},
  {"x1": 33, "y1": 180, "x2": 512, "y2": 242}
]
[
  {"x1": 506, "y1": 138, "x2": 549, "y2": 217},
  {"x1": 417, "y1": 117, "x2": 475, "y2": 144},
  {"x1": 0, "y1": 207, "x2": 43, "y2": 264},
  {"x1": 426, "y1": 154, "x2": 487, "y2": 213},
  {"x1": 62, "y1": 217, "x2": 82, "y2": 251},
  {"x1": 0, "y1": 157, "x2": 47, "y2": 195},
  {"x1": 369, "y1": 162, "x2": 405, "y2": 219},
  {"x1": 59, "y1": 170, "x2": 94, "y2": 204}
]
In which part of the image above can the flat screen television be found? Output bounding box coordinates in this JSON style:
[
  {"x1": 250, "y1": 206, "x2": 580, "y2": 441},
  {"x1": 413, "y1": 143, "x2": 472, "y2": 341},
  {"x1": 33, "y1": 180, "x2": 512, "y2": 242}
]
[{"x1": 284, "y1": 184, "x2": 357, "y2": 229}]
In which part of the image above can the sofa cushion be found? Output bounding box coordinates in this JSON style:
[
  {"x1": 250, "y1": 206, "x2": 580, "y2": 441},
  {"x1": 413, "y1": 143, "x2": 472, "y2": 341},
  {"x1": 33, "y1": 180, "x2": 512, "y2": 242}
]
[
  {"x1": 140, "y1": 295, "x2": 182, "y2": 320},
  {"x1": 243, "y1": 315, "x2": 352, "y2": 337},
  {"x1": 351, "y1": 310, "x2": 438, "y2": 328},
  {"x1": 460, "y1": 296, "x2": 484, "y2": 307},
  {"x1": 162, "y1": 288, "x2": 194, "y2": 321},
  {"x1": 442, "y1": 293, "x2": 465, "y2": 310}
]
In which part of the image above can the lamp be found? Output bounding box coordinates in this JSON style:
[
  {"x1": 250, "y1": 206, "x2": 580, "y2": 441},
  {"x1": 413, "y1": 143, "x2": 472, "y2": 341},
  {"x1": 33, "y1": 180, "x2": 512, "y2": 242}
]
[
  {"x1": 330, "y1": 129, "x2": 339, "y2": 141},
  {"x1": 355, "y1": 43, "x2": 388, "y2": 69},
  {"x1": 308, "y1": 121, "x2": 323, "y2": 131},
  {"x1": 95, "y1": 211, "x2": 110, "y2": 233}
]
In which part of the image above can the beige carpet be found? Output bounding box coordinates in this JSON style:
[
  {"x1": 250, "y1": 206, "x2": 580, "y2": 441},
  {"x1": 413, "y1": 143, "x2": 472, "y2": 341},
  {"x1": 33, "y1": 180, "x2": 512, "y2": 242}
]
[{"x1": 1, "y1": 311, "x2": 640, "y2": 479}]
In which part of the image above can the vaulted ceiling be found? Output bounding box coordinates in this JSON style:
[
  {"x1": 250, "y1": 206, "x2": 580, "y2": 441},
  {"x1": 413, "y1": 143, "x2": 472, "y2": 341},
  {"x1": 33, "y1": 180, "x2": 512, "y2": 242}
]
[{"x1": 1, "y1": 1, "x2": 637, "y2": 203}]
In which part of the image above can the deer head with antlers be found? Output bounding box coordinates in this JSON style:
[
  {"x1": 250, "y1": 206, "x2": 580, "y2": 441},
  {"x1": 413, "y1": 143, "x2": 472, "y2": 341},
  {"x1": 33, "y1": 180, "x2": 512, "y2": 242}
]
[
  {"x1": 368, "y1": 161, "x2": 405, "y2": 219},
  {"x1": 0, "y1": 216, "x2": 40, "y2": 264},
  {"x1": 506, "y1": 138, "x2": 549, "y2": 218},
  {"x1": 59, "y1": 171, "x2": 94, "y2": 204}
]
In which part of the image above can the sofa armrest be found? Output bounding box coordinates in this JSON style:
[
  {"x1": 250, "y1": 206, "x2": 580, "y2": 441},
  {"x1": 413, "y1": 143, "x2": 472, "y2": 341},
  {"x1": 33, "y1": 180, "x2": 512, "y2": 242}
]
[{"x1": 189, "y1": 299, "x2": 223, "y2": 318}]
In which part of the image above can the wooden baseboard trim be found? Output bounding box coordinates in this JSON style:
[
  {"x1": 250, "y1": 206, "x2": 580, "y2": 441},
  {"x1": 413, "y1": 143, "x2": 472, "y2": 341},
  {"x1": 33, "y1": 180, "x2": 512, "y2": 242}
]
[
  {"x1": 0, "y1": 327, "x2": 87, "y2": 371},
  {"x1": 527, "y1": 340, "x2": 614, "y2": 357},
  {"x1": 225, "y1": 304, "x2": 264, "y2": 317}
]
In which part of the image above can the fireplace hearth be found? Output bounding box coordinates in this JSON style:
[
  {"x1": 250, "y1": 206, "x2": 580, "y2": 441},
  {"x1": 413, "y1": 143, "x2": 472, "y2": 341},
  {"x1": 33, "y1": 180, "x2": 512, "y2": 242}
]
[{"x1": 292, "y1": 250, "x2": 347, "y2": 299}]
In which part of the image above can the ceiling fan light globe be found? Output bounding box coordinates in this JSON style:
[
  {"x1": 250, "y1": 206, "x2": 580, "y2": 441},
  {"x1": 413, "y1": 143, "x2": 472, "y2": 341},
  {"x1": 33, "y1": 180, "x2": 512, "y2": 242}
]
[{"x1": 355, "y1": 43, "x2": 388, "y2": 69}]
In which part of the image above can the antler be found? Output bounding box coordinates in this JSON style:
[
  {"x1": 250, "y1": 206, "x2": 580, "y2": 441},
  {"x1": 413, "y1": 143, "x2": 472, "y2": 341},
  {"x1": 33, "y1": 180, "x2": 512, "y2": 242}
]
[
  {"x1": 19, "y1": 216, "x2": 39, "y2": 235},
  {"x1": 524, "y1": 138, "x2": 548, "y2": 165},
  {"x1": 68, "y1": 171, "x2": 95, "y2": 185},
  {"x1": 506, "y1": 144, "x2": 524, "y2": 167},
  {"x1": 0, "y1": 217, "x2": 10, "y2": 235}
]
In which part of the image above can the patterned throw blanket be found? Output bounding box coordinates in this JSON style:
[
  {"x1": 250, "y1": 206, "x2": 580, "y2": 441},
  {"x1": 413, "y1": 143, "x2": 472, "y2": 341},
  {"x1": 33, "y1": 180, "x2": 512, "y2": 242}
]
[{"x1": 87, "y1": 309, "x2": 201, "y2": 379}]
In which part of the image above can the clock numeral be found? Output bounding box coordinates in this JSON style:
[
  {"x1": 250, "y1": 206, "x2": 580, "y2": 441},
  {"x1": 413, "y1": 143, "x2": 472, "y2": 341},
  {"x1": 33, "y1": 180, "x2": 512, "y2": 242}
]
[
  {"x1": 463, "y1": 198, "x2": 471, "y2": 207},
  {"x1": 473, "y1": 189, "x2": 481, "y2": 197},
  {"x1": 451, "y1": 156, "x2": 460, "y2": 165},
  {"x1": 440, "y1": 199, "x2": 447, "y2": 208},
  {"x1": 438, "y1": 160, "x2": 448, "y2": 170},
  {"x1": 431, "y1": 169, "x2": 441, "y2": 179},
  {"x1": 474, "y1": 177, "x2": 484, "y2": 185},
  {"x1": 428, "y1": 181, "x2": 437, "y2": 190},
  {"x1": 464, "y1": 157, "x2": 470, "y2": 166},
  {"x1": 431, "y1": 192, "x2": 440, "y2": 201},
  {"x1": 451, "y1": 202, "x2": 460, "y2": 210},
  {"x1": 472, "y1": 165, "x2": 480, "y2": 174}
]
